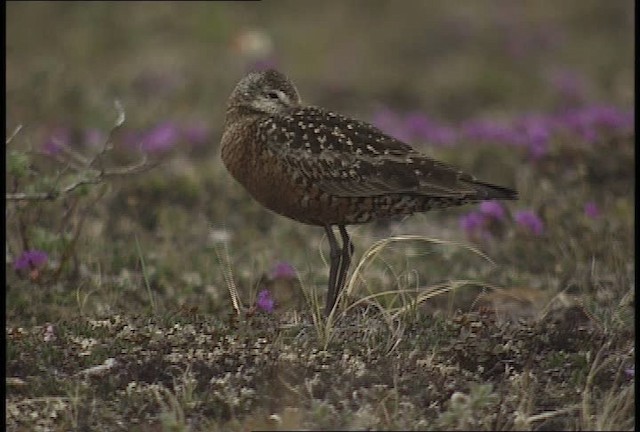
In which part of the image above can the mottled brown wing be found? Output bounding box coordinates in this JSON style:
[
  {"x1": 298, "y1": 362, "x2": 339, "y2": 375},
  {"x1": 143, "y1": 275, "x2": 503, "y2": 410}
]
[{"x1": 258, "y1": 106, "x2": 478, "y2": 198}]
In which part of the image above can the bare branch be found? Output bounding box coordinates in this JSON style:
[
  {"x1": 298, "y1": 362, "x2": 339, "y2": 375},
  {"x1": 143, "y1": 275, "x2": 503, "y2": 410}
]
[
  {"x1": 6, "y1": 102, "x2": 157, "y2": 203},
  {"x1": 6, "y1": 176, "x2": 101, "y2": 201},
  {"x1": 113, "y1": 100, "x2": 126, "y2": 128},
  {"x1": 100, "y1": 153, "x2": 158, "y2": 177},
  {"x1": 58, "y1": 140, "x2": 91, "y2": 167},
  {"x1": 6, "y1": 124, "x2": 24, "y2": 145},
  {"x1": 5, "y1": 155, "x2": 155, "y2": 202},
  {"x1": 90, "y1": 100, "x2": 126, "y2": 169}
]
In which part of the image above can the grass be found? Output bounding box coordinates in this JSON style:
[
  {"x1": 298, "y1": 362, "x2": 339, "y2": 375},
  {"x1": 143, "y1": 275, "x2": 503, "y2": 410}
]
[{"x1": 6, "y1": 2, "x2": 634, "y2": 431}]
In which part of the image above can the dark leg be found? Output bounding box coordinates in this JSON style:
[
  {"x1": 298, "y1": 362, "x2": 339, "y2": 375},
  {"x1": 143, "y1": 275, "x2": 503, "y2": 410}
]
[
  {"x1": 324, "y1": 225, "x2": 342, "y2": 316},
  {"x1": 333, "y1": 225, "x2": 354, "y2": 307}
]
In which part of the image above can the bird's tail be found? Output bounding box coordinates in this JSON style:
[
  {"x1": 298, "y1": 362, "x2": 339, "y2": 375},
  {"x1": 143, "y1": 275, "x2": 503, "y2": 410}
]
[{"x1": 470, "y1": 180, "x2": 518, "y2": 201}]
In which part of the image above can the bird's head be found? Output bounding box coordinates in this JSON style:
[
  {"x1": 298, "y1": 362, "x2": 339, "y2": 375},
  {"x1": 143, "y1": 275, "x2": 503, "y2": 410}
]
[{"x1": 226, "y1": 69, "x2": 301, "y2": 116}]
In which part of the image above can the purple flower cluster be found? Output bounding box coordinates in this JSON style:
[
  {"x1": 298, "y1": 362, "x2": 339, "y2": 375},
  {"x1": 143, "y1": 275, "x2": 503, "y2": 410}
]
[
  {"x1": 479, "y1": 201, "x2": 506, "y2": 221},
  {"x1": 42, "y1": 121, "x2": 211, "y2": 156},
  {"x1": 514, "y1": 210, "x2": 545, "y2": 236},
  {"x1": 459, "y1": 201, "x2": 509, "y2": 240},
  {"x1": 256, "y1": 289, "x2": 275, "y2": 313},
  {"x1": 459, "y1": 212, "x2": 489, "y2": 239},
  {"x1": 555, "y1": 105, "x2": 634, "y2": 144},
  {"x1": 42, "y1": 127, "x2": 71, "y2": 155},
  {"x1": 584, "y1": 201, "x2": 600, "y2": 219},
  {"x1": 372, "y1": 104, "x2": 634, "y2": 159},
  {"x1": 122, "y1": 120, "x2": 211, "y2": 153},
  {"x1": 460, "y1": 204, "x2": 545, "y2": 239},
  {"x1": 270, "y1": 261, "x2": 297, "y2": 279},
  {"x1": 42, "y1": 127, "x2": 108, "y2": 155},
  {"x1": 140, "y1": 122, "x2": 181, "y2": 153},
  {"x1": 372, "y1": 109, "x2": 456, "y2": 146},
  {"x1": 460, "y1": 201, "x2": 602, "y2": 239},
  {"x1": 14, "y1": 249, "x2": 49, "y2": 271}
]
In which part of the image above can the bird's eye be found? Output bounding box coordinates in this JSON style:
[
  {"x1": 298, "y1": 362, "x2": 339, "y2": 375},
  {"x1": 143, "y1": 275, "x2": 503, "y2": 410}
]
[{"x1": 266, "y1": 91, "x2": 280, "y2": 100}]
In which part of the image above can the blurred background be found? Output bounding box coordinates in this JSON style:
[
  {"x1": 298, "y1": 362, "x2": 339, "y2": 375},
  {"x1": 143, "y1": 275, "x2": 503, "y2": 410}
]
[
  {"x1": 6, "y1": 1, "x2": 634, "y2": 320},
  {"x1": 7, "y1": 1, "x2": 634, "y2": 123}
]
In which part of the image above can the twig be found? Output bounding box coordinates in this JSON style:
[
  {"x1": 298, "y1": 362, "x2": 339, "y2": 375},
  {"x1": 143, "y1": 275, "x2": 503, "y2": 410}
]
[
  {"x1": 7, "y1": 176, "x2": 102, "y2": 201},
  {"x1": 89, "y1": 100, "x2": 125, "y2": 170},
  {"x1": 7, "y1": 150, "x2": 153, "y2": 201},
  {"x1": 6, "y1": 100, "x2": 154, "y2": 202},
  {"x1": 5, "y1": 124, "x2": 23, "y2": 145}
]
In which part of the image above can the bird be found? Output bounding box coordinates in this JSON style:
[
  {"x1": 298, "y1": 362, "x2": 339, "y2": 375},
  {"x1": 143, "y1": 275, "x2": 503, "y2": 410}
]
[{"x1": 221, "y1": 69, "x2": 517, "y2": 316}]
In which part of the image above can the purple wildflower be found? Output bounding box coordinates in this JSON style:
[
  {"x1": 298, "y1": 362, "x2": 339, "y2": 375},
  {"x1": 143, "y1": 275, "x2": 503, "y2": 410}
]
[
  {"x1": 270, "y1": 261, "x2": 297, "y2": 279},
  {"x1": 42, "y1": 127, "x2": 70, "y2": 155},
  {"x1": 372, "y1": 109, "x2": 458, "y2": 146},
  {"x1": 462, "y1": 119, "x2": 517, "y2": 145},
  {"x1": 459, "y1": 211, "x2": 487, "y2": 235},
  {"x1": 14, "y1": 249, "x2": 49, "y2": 271},
  {"x1": 479, "y1": 201, "x2": 506, "y2": 221},
  {"x1": 516, "y1": 115, "x2": 553, "y2": 159},
  {"x1": 587, "y1": 105, "x2": 631, "y2": 130},
  {"x1": 422, "y1": 124, "x2": 457, "y2": 146},
  {"x1": 558, "y1": 108, "x2": 590, "y2": 131},
  {"x1": 43, "y1": 139, "x2": 62, "y2": 155},
  {"x1": 514, "y1": 210, "x2": 545, "y2": 236},
  {"x1": 404, "y1": 112, "x2": 433, "y2": 139},
  {"x1": 141, "y1": 121, "x2": 180, "y2": 153},
  {"x1": 525, "y1": 125, "x2": 550, "y2": 159},
  {"x1": 584, "y1": 201, "x2": 600, "y2": 219},
  {"x1": 556, "y1": 105, "x2": 634, "y2": 143},
  {"x1": 256, "y1": 289, "x2": 275, "y2": 313}
]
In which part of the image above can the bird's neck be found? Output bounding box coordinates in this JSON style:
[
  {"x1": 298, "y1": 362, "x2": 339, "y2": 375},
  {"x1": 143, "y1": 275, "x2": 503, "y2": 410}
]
[{"x1": 225, "y1": 106, "x2": 263, "y2": 126}]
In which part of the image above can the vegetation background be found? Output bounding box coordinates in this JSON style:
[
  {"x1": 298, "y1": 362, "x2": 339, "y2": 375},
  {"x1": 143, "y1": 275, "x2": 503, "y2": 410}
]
[{"x1": 6, "y1": 1, "x2": 634, "y2": 430}]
